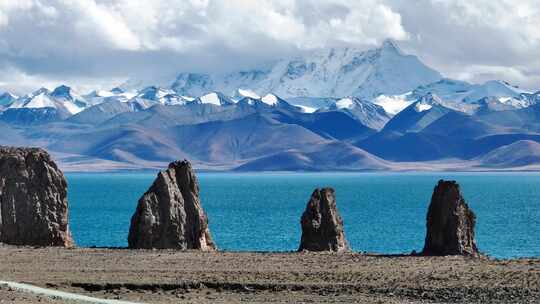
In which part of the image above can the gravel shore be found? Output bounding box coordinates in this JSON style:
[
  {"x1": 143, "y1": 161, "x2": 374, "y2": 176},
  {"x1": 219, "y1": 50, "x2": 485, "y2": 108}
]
[{"x1": 0, "y1": 246, "x2": 538, "y2": 303}]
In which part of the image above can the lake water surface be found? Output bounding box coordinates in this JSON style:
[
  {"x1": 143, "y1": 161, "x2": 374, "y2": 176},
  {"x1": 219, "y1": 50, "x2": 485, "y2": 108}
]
[{"x1": 66, "y1": 172, "x2": 540, "y2": 258}]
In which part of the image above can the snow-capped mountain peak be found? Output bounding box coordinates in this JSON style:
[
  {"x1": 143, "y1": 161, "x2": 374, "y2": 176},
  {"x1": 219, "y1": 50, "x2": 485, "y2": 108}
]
[
  {"x1": 138, "y1": 86, "x2": 173, "y2": 100},
  {"x1": 418, "y1": 92, "x2": 442, "y2": 104},
  {"x1": 130, "y1": 86, "x2": 190, "y2": 106},
  {"x1": 411, "y1": 78, "x2": 472, "y2": 101},
  {"x1": 259, "y1": 93, "x2": 301, "y2": 111},
  {"x1": 323, "y1": 96, "x2": 392, "y2": 130},
  {"x1": 373, "y1": 93, "x2": 413, "y2": 115},
  {"x1": 85, "y1": 90, "x2": 114, "y2": 98},
  {"x1": 234, "y1": 93, "x2": 302, "y2": 113},
  {"x1": 0, "y1": 92, "x2": 18, "y2": 107},
  {"x1": 381, "y1": 78, "x2": 534, "y2": 115},
  {"x1": 412, "y1": 93, "x2": 444, "y2": 113},
  {"x1": 237, "y1": 97, "x2": 260, "y2": 106},
  {"x1": 8, "y1": 86, "x2": 88, "y2": 115},
  {"x1": 198, "y1": 92, "x2": 222, "y2": 105},
  {"x1": 12, "y1": 88, "x2": 55, "y2": 109},
  {"x1": 379, "y1": 39, "x2": 404, "y2": 55},
  {"x1": 49, "y1": 85, "x2": 88, "y2": 114},
  {"x1": 161, "y1": 93, "x2": 189, "y2": 106},
  {"x1": 169, "y1": 40, "x2": 441, "y2": 100},
  {"x1": 237, "y1": 89, "x2": 261, "y2": 100},
  {"x1": 334, "y1": 97, "x2": 355, "y2": 109},
  {"x1": 261, "y1": 94, "x2": 279, "y2": 106},
  {"x1": 50, "y1": 85, "x2": 72, "y2": 99},
  {"x1": 171, "y1": 73, "x2": 214, "y2": 97},
  {"x1": 32, "y1": 87, "x2": 52, "y2": 96},
  {"x1": 415, "y1": 102, "x2": 432, "y2": 112},
  {"x1": 84, "y1": 88, "x2": 138, "y2": 106},
  {"x1": 194, "y1": 92, "x2": 234, "y2": 106},
  {"x1": 111, "y1": 87, "x2": 125, "y2": 94},
  {"x1": 462, "y1": 80, "x2": 528, "y2": 103},
  {"x1": 472, "y1": 96, "x2": 522, "y2": 113}
]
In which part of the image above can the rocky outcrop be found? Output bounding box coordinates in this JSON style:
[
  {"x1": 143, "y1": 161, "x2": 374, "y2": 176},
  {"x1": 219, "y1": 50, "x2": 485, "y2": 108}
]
[
  {"x1": 423, "y1": 180, "x2": 479, "y2": 256},
  {"x1": 128, "y1": 160, "x2": 215, "y2": 250},
  {"x1": 299, "y1": 188, "x2": 349, "y2": 252},
  {"x1": 0, "y1": 146, "x2": 74, "y2": 247}
]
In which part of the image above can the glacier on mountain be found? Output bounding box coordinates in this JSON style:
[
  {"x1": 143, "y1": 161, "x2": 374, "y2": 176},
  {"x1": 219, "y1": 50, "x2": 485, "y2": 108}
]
[
  {"x1": 1, "y1": 40, "x2": 539, "y2": 123},
  {"x1": 171, "y1": 40, "x2": 442, "y2": 99},
  {"x1": 9, "y1": 87, "x2": 87, "y2": 115}
]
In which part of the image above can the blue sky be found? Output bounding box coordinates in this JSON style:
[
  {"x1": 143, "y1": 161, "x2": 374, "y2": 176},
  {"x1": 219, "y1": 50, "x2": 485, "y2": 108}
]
[{"x1": 0, "y1": 0, "x2": 539, "y2": 94}]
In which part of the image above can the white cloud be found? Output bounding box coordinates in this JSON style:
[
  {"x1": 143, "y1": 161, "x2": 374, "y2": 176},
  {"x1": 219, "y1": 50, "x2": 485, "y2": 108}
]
[
  {"x1": 72, "y1": 1, "x2": 141, "y2": 51},
  {"x1": 0, "y1": 0, "x2": 408, "y2": 93},
  {"x1": 0, "y1": 0, "x2": 408, "y2": 53},
  {"x1": 90, "y1": 0, "x2": 407, "y2": 51},
  {"x1": 432, "y1": 0, "x2": 540, "y2": 49},
  {"x1": 452, "y1": 65, "x2": 529, "y2": 85},
  {"x1": 0, "y1": 65, "x2": 126, "y2": 95},
  {"x1": 0, "y1": 0, "x2": 539, "y2": 93},
  {"x1": 391, "y1": 0, "x2": 540, "y2": 90},
  {"x1": 0, "y1": 14, "x2": 7, "y2": 28}
]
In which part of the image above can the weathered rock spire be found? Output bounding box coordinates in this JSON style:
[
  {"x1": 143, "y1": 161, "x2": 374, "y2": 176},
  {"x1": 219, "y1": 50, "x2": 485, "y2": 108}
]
[
  {"x1": 299, "y1": 188, "x2": 349, "y2": 252},
  {"x1": 128, "y1": 160, "x2": 215, "y2": 250},
  {"x1": 0, "y1": 146, "x2": 74, "y2": 247},
  {"x1": 423, "y1": 180, "x2": 479, "y2": 256}
]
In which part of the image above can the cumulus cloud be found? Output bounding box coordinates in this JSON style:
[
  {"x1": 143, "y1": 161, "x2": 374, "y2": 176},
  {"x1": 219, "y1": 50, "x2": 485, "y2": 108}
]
[
  {"x1": 0, "y1": 0, "x2": 409, "y2": 93},
  {"x1": 0, "y1": 0, "x2": 539, "y2": 94},
  {"x1": 392, "y1": 0, "x2": 540, "y2": 90}
]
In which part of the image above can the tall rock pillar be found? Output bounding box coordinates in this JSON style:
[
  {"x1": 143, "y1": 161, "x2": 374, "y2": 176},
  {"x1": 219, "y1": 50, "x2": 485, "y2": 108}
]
[
  {"x1": 299, "y1": 188, "x2": 349, "y2": 252},
  {"x1": 128, "y1": 160, "x2": 215, "y2": 250},
  {"x1": 423, "y1": 180, "x2": 479, "y2": 256},
  {"x1": 0, "y1": 146, "x2": 74, "y2": 247}
]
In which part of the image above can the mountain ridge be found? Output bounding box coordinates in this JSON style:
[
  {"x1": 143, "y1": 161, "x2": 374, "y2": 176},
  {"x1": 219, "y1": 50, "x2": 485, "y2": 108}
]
[
  {"x1": 1, "y1": 41, "x2": 540, "y2": 171},
  {"x1": 170, "y1": 41, "x2": 442, "y2": 99}
]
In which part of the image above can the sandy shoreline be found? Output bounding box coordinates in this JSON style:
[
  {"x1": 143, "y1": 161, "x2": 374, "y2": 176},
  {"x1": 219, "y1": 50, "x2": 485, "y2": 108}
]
[{"x1": 0, "y1": 245, "x2": 538, "y2": 303}]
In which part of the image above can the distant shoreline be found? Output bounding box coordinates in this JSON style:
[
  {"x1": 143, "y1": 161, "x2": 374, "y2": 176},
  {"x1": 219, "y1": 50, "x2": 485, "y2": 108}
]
[{"x1": 10, "y1": 244, "x2": 540, "y2": 260}]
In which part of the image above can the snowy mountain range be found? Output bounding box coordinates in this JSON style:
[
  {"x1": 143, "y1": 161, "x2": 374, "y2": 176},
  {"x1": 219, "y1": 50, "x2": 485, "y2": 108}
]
[
  {"x1": 170, "y1": 40, "x2": 442, "y2": 99},
  {"x1": 9, "y1": 87, "x2": 85, "y2": 115},
  {"x1": 2, "y1": 40, "x2": 536, "y2": 118},
  {"x1": 1, "y1": 40, "x2": 540, "y2": 171}
]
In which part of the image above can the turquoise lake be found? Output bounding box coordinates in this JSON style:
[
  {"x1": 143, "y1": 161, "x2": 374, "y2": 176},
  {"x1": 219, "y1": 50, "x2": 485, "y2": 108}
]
[{"x1": 66, "y1": 172, "x2": 540, "y2": 258}]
